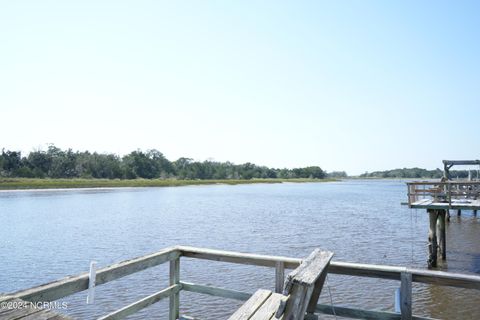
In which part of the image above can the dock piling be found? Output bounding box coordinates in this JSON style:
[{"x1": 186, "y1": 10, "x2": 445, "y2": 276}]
[
  {"x1": 427, "y1": 209, "x2": 438, "y2": 268},
  {"x1": 427, "y1": 209, "x2": 447, "y2": 267},
  {"x1": 438, "y1": 210, "x2": 446, "y2": 261}
]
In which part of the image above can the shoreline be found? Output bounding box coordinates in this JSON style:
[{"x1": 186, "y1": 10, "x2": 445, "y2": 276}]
[
  {"x1": 0, "y1": 186, "x2": 143, "y2": 193},
  {"x1": 0, "y1": 178, "x2": 337, "y2": 191}
]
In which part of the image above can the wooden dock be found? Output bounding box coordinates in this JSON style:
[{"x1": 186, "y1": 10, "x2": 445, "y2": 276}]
[
  {"x1": 405, "y1": 159, "x2": 480, "y2": 269},
  {"x1": 2, "y1": 246, "x2": 480, "y2": 320},
  {"x1": 409, "y1": 198, "x2": 480, "y2": 210},
  {"x1": 407, "y1": 181, "x2": 480, "y2": 210},
  {"x1": 405, "y1": 178, "x2": 480, "y2": 268}
]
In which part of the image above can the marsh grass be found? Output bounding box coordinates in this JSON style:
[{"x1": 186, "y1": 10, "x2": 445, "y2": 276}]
[{"x1": 0, "y1": 178, "x2": 337, "y2": 190}]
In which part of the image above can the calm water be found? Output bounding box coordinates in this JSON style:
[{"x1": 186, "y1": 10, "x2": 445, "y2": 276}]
[{"x1": 1, "y1": 180, "x2": 479, "y2": 319}]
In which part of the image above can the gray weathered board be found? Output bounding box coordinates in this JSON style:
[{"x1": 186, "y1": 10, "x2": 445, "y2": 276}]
[{"x1": 228, "y1": 249, "x2": 333, "y2": 320}]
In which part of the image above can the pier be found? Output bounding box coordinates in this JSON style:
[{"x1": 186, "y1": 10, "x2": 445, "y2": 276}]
[
  {"x1": 2, "y1": 246, "x2": 480, "y2": 320},
  {"x1": 405, "y1": 160, "x2": 480, "y2": 268}
]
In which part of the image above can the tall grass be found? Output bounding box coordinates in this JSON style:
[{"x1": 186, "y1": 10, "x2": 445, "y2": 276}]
[{"x1": 0, "y1": 178, "x2": 337, "y2": 190}]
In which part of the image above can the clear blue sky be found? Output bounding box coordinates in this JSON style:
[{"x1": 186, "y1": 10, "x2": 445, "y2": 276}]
[{"x1": 1, "y1": 1, "x2": 479, "y2": 175}]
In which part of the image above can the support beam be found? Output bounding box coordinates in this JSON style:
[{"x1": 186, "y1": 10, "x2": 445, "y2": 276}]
[
  {"x1": 170, "y1": 258, "x2": 180, "y2": 320},
  {"x1": 98, "y1": 285, "x2": 181, "y2": 320},
  {"x1": 275, "y1": 261, "x2": 284, "y2": 294}
]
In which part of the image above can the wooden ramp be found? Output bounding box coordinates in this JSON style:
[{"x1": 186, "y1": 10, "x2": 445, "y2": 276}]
[{"x1": 229, "y1": 249, "x2": 334, "y2": 320}]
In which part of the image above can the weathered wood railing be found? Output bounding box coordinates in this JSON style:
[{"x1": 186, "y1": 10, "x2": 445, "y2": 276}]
[
  {"x1": 407, "y1": 181, "x2": 480, "y2": 208},
  {"x1": 3, "y1": 246, "x2": 480, "y2": 320}
]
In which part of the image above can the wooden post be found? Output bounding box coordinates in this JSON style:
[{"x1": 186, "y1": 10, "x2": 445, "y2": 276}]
[
  {"x1": 438, "y1": 210, "x2": 447, "y2": 260},
  {"x1": 457, "y1": 209, "x2": 461, "y2": 216},
  {"x1": 169, "y1": 258, "x2": 180, "y2": 320},
  {"x1": 306, "y1": 271, "x2": 328, "y2": 317},
  {"x1": 400, "y1": 272, "x2": 412, "y2": 320},
  {"x1": 447, "y1": 183, "x2": 452, "y2": 206},
  {"x1": 275, "y1": 261, "x2": 285, "y2": 294},
  {"x1": 443, "y1": 162, "x2": 450, "y2": 180},
  {"x1": 427, "y1": 209, "x2": 438, "y2": 268},
  {"x1": 283, "y1": 249, "x2": 333, "y2": 319}
]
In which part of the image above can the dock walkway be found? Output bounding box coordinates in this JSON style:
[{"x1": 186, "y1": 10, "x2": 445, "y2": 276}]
[{"x1": 0, "y1": 298, "x2": 72, "y2": 320}]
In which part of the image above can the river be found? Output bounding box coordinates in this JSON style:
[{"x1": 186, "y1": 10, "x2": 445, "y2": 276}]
[{"x1": 1, "y1": 180, "x2": 479, "y2": 319}]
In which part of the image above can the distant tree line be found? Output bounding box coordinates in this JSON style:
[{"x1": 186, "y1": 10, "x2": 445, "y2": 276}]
[
  {"x1": 359, "y1": 168, "x2": 473, "y2": 179},
  {"x1": 326, "y1": 171, "x2": 347, "y2": 178},
  {"x1": 0, "y1": 145, "x2": 327, "y2": 180}
]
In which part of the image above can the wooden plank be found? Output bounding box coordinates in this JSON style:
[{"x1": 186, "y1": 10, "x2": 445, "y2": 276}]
[
  {"x1": 442, "y1": 160, "x2": 480, "y2": 166},
  {"x1": 179, "y1": 246, "x2": 404, "y2": 280},
  {"x1": 411, "y1": 204, "x2": 480, "y2": 210},
  {"x1": 177, "y1": 246, "x2": 480, "y2": 289},
  {"x1": 0, "y1": 306, "x2": 44, "y2": 319},
  {"x1": 330, "y1": 262, "x2": 480, "y2": 290},
  {"x1": 11, "y1": 247, "x2": 179, "y2": 303},
  {"x1": 285, "y1": 249, "x2": 333, "y2": 287},
  {"x1": 306, "y1": 271, "x2": 327, "y2": 315},
  {"x1": 283, "y1": 284, "x2": 311, "y2": 319},
  {"x1": 411, "y1": 269, "x2": 480, "y2": 290},
  {"x1": 180, "y1": 282, "x2": 251, "y2": 301},
  {"x1": 317, "y1": 262, "x2": 402, "y2": 281},
  {"x1": 249, "y1": 293, "x2": 286, "y2": 320},
  {"x1": 228, "y1": 289, "x2": 272, "y2": 320},
  {"x1": 400, "y1": 272, "x2": 412, "y2": 320},
  {"x1": 413, "y1": 199, "x2": 432, "y2": 205},
  {"x1": 178, "y1": 246, "x2": 301, "y2": 269},
  {"x1": 313, "y1": 304, "x2": 435, "y2": 320},
  {"x1": 14, "y1": 309, "x2": 73, "y2": 320},
  {"x1": 97, "y1": 284, "x2": 180, "y2": 320}
]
